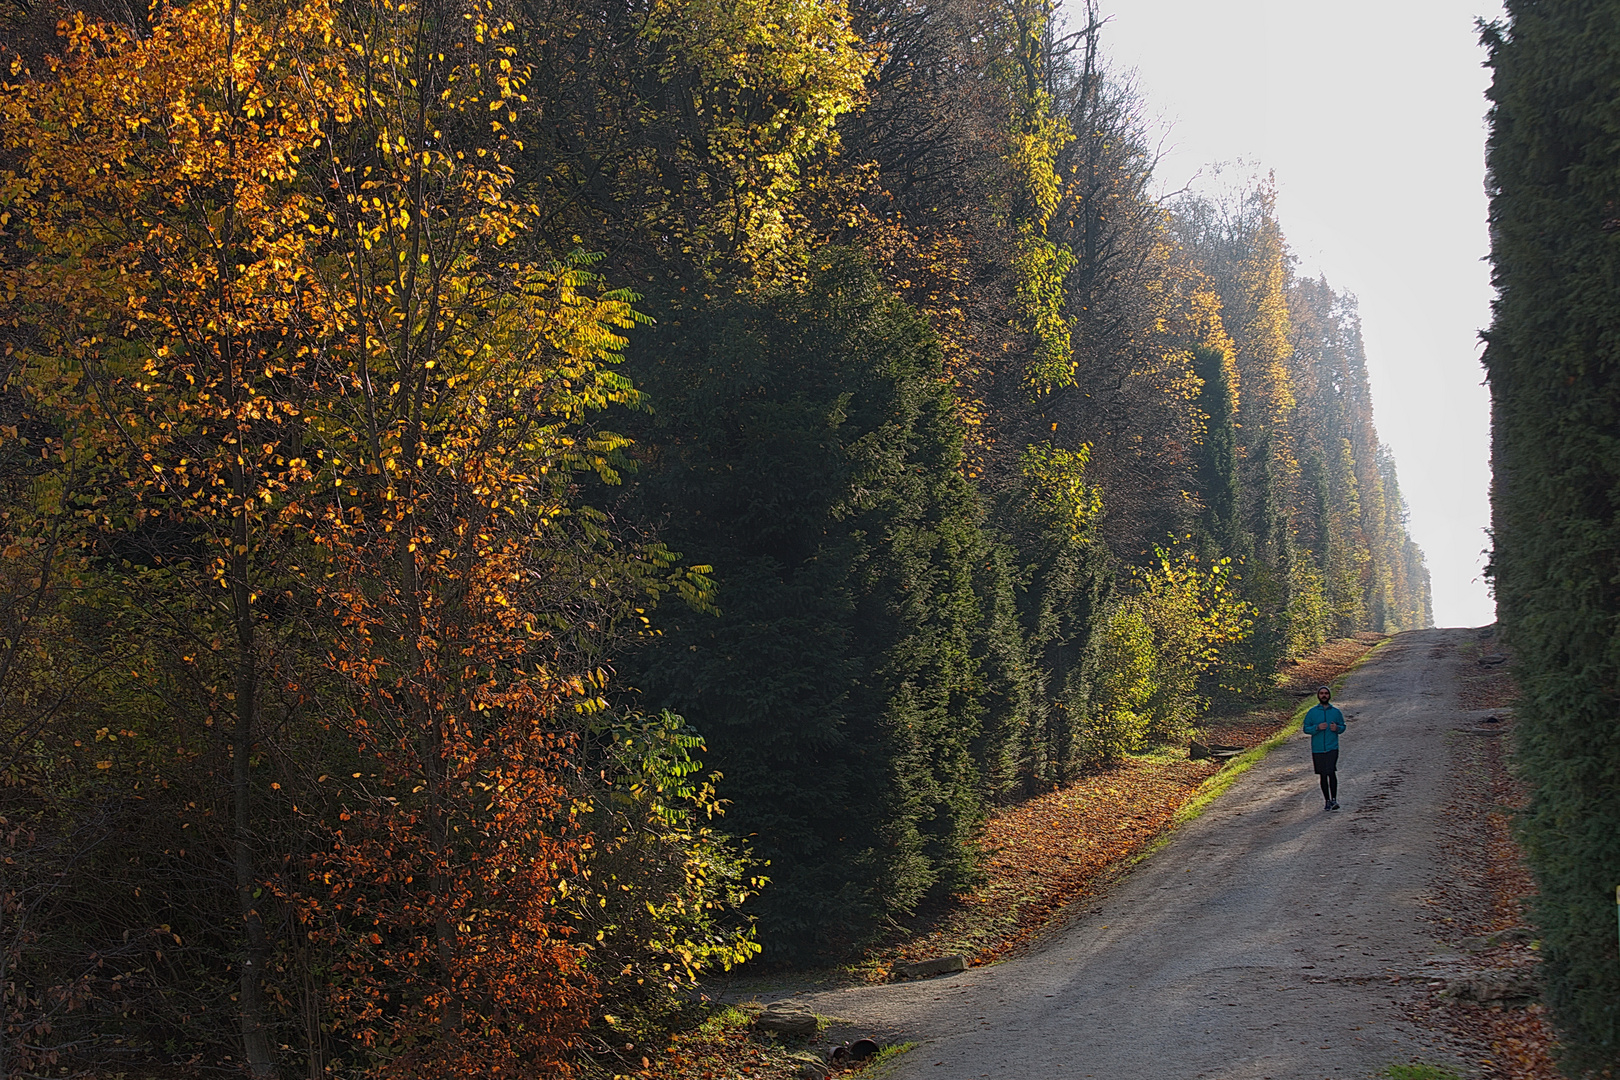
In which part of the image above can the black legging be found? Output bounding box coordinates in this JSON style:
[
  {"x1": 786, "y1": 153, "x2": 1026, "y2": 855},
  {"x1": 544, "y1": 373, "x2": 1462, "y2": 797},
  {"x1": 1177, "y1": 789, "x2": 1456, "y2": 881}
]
[{"x1": 1319, "y1": 771, "x2": 1338, "y2": 801}]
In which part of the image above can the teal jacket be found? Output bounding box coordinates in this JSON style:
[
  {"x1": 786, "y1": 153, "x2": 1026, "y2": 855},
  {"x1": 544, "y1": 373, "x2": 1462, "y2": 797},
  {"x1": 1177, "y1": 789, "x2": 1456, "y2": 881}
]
[{"x1": 1303, "y1": 703, "x2": 1346, "y2": 752}]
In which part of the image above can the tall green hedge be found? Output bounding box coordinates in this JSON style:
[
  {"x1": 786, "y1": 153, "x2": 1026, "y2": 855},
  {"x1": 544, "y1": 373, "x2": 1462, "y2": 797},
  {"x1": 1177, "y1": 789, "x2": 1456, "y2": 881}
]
[{"x1": 1483, "y1": 4, "x2": 1620, "y2": 1071}]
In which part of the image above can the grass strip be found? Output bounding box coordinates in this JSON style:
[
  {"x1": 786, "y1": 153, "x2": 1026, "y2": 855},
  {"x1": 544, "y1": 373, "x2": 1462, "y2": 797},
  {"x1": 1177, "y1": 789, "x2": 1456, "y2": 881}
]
[{"x1": 851, "y1": 1042, "x2": 918, "y2": 1078}]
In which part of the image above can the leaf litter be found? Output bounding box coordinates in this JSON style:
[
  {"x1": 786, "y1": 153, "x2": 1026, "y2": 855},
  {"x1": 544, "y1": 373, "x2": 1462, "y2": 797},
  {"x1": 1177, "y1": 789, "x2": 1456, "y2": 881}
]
[{"x1": 1402, "y1": 637, "x2": 1567, "y2": 1080}]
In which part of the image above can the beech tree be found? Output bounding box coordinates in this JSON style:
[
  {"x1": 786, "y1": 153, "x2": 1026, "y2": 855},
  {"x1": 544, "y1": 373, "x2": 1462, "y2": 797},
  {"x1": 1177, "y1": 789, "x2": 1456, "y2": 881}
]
[{"x1": 1, "y1": 4, "x2": 353, "y2": 1068}]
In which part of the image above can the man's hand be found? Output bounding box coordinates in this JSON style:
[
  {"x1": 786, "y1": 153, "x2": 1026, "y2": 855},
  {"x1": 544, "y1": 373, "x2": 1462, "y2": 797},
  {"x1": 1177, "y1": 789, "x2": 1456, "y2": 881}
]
[{"x1": 1316, "y1": 722, "x2": 1328, "y2": 731}]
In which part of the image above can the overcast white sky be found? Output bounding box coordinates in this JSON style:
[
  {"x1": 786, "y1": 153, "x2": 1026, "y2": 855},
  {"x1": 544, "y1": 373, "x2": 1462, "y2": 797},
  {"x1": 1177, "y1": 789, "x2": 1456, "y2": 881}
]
[{"x1": 1093, "y1": 0, "x2": 1503, "y2": 628}]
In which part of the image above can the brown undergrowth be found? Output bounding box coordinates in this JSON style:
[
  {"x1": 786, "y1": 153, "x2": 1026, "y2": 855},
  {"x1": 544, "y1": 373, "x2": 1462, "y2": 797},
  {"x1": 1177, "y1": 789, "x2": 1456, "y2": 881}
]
[{"x1": 587, "y1": 1005, "x2": 824, "y2": 1080}]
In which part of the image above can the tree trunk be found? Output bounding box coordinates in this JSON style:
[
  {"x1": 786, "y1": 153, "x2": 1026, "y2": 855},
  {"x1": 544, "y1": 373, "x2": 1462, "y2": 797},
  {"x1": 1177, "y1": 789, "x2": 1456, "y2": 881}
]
[{"x1": 232, "y1": 491, "x2": 277, "y2": 1078}]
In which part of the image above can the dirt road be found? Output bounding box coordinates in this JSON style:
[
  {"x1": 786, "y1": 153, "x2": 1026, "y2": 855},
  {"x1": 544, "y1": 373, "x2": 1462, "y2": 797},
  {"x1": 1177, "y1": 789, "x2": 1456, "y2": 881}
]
[{"x1": 787, "y1": 628, "x2": 1498, "y2": 1079}]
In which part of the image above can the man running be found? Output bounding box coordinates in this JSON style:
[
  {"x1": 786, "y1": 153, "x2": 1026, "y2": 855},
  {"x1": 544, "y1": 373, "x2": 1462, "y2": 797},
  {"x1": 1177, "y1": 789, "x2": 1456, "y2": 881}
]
[{"x1": 1304, "y1": 685, "x2": 1346, "y2": 811}]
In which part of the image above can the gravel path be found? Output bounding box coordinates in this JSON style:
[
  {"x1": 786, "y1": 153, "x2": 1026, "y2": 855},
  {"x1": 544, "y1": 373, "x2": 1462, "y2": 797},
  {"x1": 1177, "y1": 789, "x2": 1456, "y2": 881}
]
[{"x1": 780, "y1": 628, "x2": 1495, "y2": 1079}]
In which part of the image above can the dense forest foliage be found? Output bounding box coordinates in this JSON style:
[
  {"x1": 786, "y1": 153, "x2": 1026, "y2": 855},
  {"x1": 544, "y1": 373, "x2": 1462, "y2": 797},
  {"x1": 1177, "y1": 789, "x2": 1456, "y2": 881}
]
[
  {"x1": 0, "y1": 0, "x2": 1430, "y2": 1074},
  {"x1": 1482, "y1": 3, "x2": 1620, "y2": 1073}
]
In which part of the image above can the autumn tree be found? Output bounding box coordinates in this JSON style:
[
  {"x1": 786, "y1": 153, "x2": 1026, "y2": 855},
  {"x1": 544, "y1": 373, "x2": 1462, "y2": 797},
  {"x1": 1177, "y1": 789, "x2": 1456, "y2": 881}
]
[
  {"x1": 284, "y1": 0, "x2": 690, "y2": 1060},
  {"x1": 511, "y1": 0, "x2": 871, "y2": 281},
  {"x1": 0, "y1": 3, "x2": 355, "y2": 1069},
  {"x1": 1085, "y1": 549, "x2": 1254, "y2": 763}
]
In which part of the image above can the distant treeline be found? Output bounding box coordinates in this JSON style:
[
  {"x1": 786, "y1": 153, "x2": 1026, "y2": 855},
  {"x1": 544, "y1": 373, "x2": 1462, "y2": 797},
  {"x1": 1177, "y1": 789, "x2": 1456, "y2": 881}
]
[
  {"x1": 0, "y1": 0, "x2": 1427, "y2": 1075},
  {"x1": 1482, "y1": 3, "x2": 1620, "y2": 1073}
]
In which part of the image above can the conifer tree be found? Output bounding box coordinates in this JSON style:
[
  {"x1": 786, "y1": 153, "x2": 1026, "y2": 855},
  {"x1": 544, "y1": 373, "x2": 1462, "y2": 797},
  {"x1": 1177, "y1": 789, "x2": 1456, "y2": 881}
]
[{"x1": 619, "y1": 254, "x2": 991, "y2": 955}]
